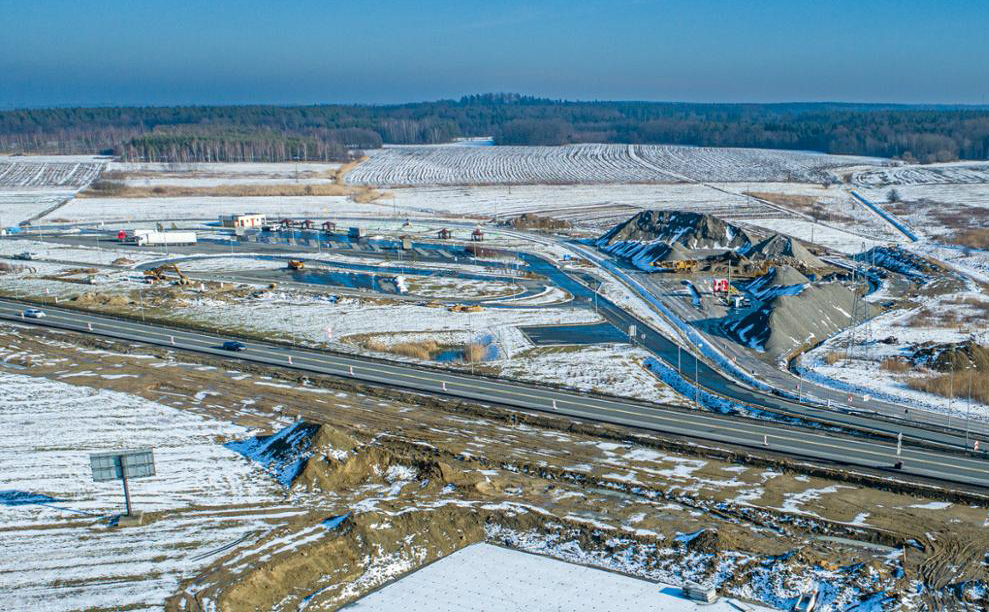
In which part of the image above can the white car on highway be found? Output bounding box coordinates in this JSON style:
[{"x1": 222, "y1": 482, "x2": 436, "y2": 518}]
[{"x1": 22, "y1": 308, "x2": 46, "y2": 319}]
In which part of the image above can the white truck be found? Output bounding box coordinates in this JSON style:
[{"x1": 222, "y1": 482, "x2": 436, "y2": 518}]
[{"x1": 132, "y1": 231, "x2": 197, "y2": 246}]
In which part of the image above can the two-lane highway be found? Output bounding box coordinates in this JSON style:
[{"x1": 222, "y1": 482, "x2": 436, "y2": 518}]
[{"x1": 2, "y1": 298, "x2": 988, "y2": 490}]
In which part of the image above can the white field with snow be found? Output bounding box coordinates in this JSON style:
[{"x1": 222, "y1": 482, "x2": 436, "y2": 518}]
[
  {"x1": 346, "y1": 542, "x2": 769, "y2": 612},
  {"x1": 799, "y1": 292, "x2": 989, "y2": 420},
  {"x1": 41, "y1": 194, "x2": 372, "y2": 223},
  {"x1": 851, "y1": 161, "x2": 989, "y2": 187},
  {"x1": 0, "y1": 190, "x2": 75, "y2": 226},
  {"x1": 108, "y1": 160, "x2": 341, "y2": 176},
  {"x1": 0, "y1": 371, "x2": 292, "y2": 611},
  {"x1": 347, "y1": 143, "x2": 877, "y2": 186},
  {"x1": 500, "y1": 343, "x2": 687, "y2": 406},
  {"x1": 178, "y1": 292, "x2": 602, "y2": 356},
  {"x1": 0, "y1": 159, "x2": 105, "y2": 188}
]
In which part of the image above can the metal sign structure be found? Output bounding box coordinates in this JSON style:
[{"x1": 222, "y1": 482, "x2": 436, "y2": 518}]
[{"x1": 90, "y1": 448, "x2": 155, "y2": 517}]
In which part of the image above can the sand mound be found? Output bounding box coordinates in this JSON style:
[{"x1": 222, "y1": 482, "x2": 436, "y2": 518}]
[{"x1": 225, "y1": 421, "x2": 358, "y2": 487}]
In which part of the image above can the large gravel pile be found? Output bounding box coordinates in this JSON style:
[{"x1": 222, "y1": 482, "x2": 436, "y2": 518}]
[
  {"x1": 596, "y1": 210, "x2": 754, "y2": 270},
  {"x1": 743, "y1": 234, "x2": 827, "y2": 270},
  {"x1": 725, "y1": 266, "x2": 873, "y2": 359}
]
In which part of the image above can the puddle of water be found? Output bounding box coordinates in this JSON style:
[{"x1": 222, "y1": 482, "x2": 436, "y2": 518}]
[
  {"x1": 435, "y1": 349, "x2": 464, "y2": 363},
  {"x1": 520, "y1": 322, "x2": 628, "y2": 346}
]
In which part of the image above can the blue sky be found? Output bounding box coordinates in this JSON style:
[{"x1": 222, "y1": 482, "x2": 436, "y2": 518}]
[{"x1": 2, "y1": 0, "x2": 987, "y2": 107}]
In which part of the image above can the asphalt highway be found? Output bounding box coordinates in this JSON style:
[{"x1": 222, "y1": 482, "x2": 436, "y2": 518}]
[{"x1": 2, "y1": 298, "x2": 989, "y2": 490}]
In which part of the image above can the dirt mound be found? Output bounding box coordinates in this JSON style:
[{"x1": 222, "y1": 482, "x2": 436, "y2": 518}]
[
  {"x1": 855, "y1": 246, "x2": 946, "y2": 282},
  {"x1": 596, "y1": 210, "x2": 754, "y2": 270},
  {"x1": 71, "y1": 292, "x2": 133, "y2": 307},
  {"x1": 910, "y1": 340, "x2": 989, "y2": 373},
  {"x1": 743, "y1": 234, "x2": 827, "y2": 270},
  {"x1": 112, "y1": 257, "x2": 136, "y2": 266},
  {"x1": 225, "y1": 421, "x2": 358, "y2": 487},
  {"x1": 504, "y1": 213, "x2": 572, "y2": 231}
]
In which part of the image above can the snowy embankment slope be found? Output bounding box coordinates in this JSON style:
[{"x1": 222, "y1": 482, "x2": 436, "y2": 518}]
[{"x1": 0, "y1": 371, "x2": 290, "y2": 611}]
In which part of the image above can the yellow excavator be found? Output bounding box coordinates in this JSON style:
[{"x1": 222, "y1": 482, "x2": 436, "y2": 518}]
[
  {"x1": 287, "y1": 259, "x2": 305, "y2": 270},
  {"x1": 143, "y1": 263, "x2": 191, "y2": 285}
]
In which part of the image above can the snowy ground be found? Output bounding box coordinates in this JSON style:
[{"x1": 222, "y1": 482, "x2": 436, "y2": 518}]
[
  {"x1": 41, "y1": 194, "x2": 366, "y2": 223},
  {"x1": 0, "y1": 237, "x2": 166, "y2": 267},
  {"x1": 0, "y1": 190, "x2": 76, "y2": 226},
  {"x1": 499, "y1": 343, "x2": 688, "y2": 405},
  {"x1": 178, "y1": 291, "x2": 602, "y2": 357},
  {"x1": 851, "y1": 161, "x2": 989, "y2": 187},
  {"x1": 799, "y1": 290, "x2": 989, "y2": 420},
  {"x1": 740, "y1": 218, "x2": 888, "y2": 254},
  {"x1": 857, "y1": 184, "x2": 989, "y2": 241},
  {"x1": 0, "y1": 371, "x2": 295, "y2": 611},
  {"x1": 108, "y1": 160, "x2": 342, "y2": 177},
  {"x1": 0, "y1": 159, "x2": 105, "y2": 188},
  {"x1": 345, "y1": 542, "x2": 769, "y2": 611}
]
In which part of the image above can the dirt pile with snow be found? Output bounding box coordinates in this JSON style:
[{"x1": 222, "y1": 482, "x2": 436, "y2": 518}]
[
  {"x1": 503, "y1": 213, "x2": 572, "y2": 231},
  {"x1": 723, "y1": 267, "x2": 874, "y2": 359},
  {"x1": 596, "y1": 210, "x2": 754, "y2": 269},
  {"x1": 742, "y1": 233, "x2": 828, "y2": 270},
  {"x1": 910, "y1": 339, "x2": 989, "y2": 373}
]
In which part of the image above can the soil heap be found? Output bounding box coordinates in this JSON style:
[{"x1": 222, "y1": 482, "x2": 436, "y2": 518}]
[{"x1": 910, "y1": 339, "x2": 989, "y2": 372}]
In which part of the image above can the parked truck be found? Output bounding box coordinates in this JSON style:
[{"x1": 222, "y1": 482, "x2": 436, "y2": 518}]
[{"x1": 131, "y1": 231, "x2": 197, "y2": 246}]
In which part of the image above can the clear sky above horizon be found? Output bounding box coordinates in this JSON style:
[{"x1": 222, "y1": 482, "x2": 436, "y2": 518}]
[{"x1": 2, "y1": 0, "x2": 987, "y2": 108}]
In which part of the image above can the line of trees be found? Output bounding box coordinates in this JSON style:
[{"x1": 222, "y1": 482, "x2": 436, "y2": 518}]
[{"x1": 2, "y1": 95, "x2": 989, "y2": 163}]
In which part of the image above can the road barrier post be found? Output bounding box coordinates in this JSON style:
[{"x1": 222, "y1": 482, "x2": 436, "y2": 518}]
[
  {"x1": 552, "y1": 399, "x2": 557, "y2": 410},
  {"x1": 87, "y1": 322, "x2": 92, "y2": 331},
  {"x1": 349, "y1": 365, "x2": 354, "y2": 376},
  {"x1": 896, "y1": 432, "x2": 902, "y2": 456},
  {"x1": 763, "y1": 435, "x2": 768, "y2": 447},
  {"x1": 442, "y1": 381, "x2": 447, "y2": 391},
  {"x1": 288, "y1": 355, "x2": 293, "y2": 365},
  {"x1": 170, "y1": 335, "x2": 175, "y2": 345}
]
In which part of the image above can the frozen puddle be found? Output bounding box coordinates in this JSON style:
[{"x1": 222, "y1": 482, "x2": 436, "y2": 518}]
[{"x1": 343, "y1": 543, "x2": 772, "y2": 611}]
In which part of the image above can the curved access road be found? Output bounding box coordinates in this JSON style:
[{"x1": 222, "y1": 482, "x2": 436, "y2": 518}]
[{"x1": 2, "y1": 298, "x2": 988, "y2": 491}]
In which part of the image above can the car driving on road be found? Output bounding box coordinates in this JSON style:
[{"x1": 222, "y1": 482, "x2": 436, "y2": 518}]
[
  {"x1": 23, "y1": 308, "x2": 46, "y2": 319},
  {"x1": 221, "y1": 340, "x2": 247, "y2": 351}
]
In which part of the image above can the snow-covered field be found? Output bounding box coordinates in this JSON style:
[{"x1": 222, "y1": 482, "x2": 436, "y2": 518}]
[
  {"x1": 0, "y1": 237, "x2": 166, "y2": 267},
  {"x1": 41, "y1": 194, "x2": 366, "y2": 223},
  {"x1": 0, "y1": 190, "x2": 75, "y2": 226},
  {"x1": 500, "y1": 343, "x2": 687, "y2": 405},
  {"x1": 0, "y1": 159, "x2": 105, "y2": 188},
  {"x1": 109, "y1": 160, "x2": 341, "y2": 176},
  {"x1": 180, "y1": 292, "x2": 601, "y2": 356},
  {"x1": 0, "y1": 371, "x2": 292, "y2": 611},
  {"x1": 347, "y1": 143, "x2": 876, "y2": 186},
  {"x1": 740, "y1": 218, "x2": 888, "y2": 254},
  {"x1": 800, "y1": 290, "x2": 989, "y2": 420},
  {"x1": 851, "y1": 161, "x2": 989, "y2": 187},
  {"x1": 346, "y1": 542, "x2": 766, "y2": 611}
]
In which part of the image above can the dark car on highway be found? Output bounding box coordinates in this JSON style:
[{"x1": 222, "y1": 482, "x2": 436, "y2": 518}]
[{"x1": 222, "y1": 340, "x2": 247, "y2": 351}]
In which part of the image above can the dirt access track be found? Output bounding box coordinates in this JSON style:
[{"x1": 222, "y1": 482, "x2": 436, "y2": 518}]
[{"x1": 2, "y1": 322, "x2": 989, "y2": 610}]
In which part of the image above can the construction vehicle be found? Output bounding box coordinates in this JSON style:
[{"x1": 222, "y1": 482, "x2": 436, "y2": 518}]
[
  {"x1": 448, "y1": 304, "x2": 484, "y2": 313},
  {"x1": 287, "y1": 259, "x2": 305, "y2": 270},
  {"x1": 322, "y1": 221, "x2": 337, "y2": 233},
  {"x1": 652, "y1": 259, "x2": 698, "y2": 273},
  {"x1": 299, "y1": 219, "x2": 315, "y2": 230},
  {"x1": 143, "y1": 263, "x2": 191, "y2": 285}
]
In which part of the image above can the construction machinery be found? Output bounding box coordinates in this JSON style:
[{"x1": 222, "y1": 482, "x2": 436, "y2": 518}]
[
  {"x1": 287, "y1": 259, "x2": 305, "y2": 270},
  {"x1": 143, "y1": 263, "x2": 191, "y2": 285},
  {"x1": 448, "y1": 304, "x2": 484, "y2": 313},
  {"x1": 652, "y1": 259, "x2": 698, "y2": 273}
]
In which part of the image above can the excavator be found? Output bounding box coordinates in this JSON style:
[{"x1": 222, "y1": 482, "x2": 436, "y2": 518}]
[
  {"x1": 143, "y1": 263, "x2": 191, "y2": 285},
  {"x1": 287, "y1": 259, "x2": 305, "y2": 270}
]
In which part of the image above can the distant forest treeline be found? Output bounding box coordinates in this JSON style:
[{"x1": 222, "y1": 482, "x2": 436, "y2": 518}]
[{"x1": 2, "y1": 93, "x2": 989, "y2": 163}]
